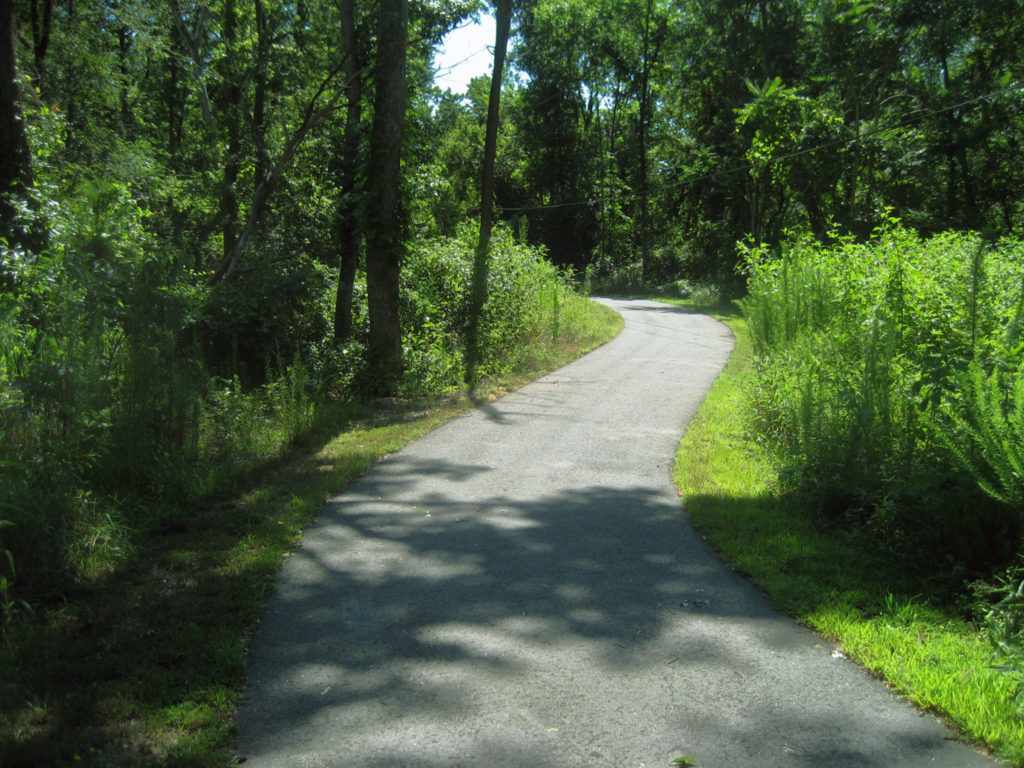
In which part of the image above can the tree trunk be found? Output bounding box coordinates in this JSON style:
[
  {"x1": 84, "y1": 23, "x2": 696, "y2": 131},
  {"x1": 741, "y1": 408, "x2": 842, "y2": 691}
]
[
  {"x1": 333, "y1": 0, "x2": 364, "y2": 342},
  {"x1": 253, "y1": 0, "x2": 269, "y2": 194},
  {"x1": 364, "y1": 0, "x2": 408, "y2": 392},
  {"x1": 29, "y1": 0, "x2": 52, "y2": 73},
  {"x1": 0, "y1": 0, "x2": 36, "y2": 253},
  {"x1": 465, "y1": 0, "x2": 513, "y2": 391},
  {"x1": 637, "y1": 0, "x2": 653, "y2": 285},
  {"x1": 118, "y1": 26, "x2": 133, "y2": 136},
  {"x1": 218, "y1": 0, "x2": 242, "y2": 268}
]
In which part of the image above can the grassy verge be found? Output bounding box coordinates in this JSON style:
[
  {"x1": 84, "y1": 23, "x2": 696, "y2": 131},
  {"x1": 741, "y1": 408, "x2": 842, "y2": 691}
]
[
  {"x1": 666, "y1": 297, "x2": 1024, "y2": 767},
  {"x1": 0, "y1": 300, "x2": 622, "y2": 768}
]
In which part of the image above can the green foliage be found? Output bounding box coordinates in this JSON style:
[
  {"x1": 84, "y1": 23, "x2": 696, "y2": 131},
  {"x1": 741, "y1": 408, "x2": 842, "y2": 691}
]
[
  {"x1": 0, "y1": 518, "x2": 28, "y2": 629},
  {"x1": 740, "y1": 225, "x2": 1024, "y2": 579},
  {"x1": 734, "y1": 80, "x2": 845, "y2": 244},
  {"x1": 0, "y1": 176, "x2": 342, "y2": 614},
  {"x1": 676, "y1": 307, "x2": 1024, "y2": 766},
  {"x1": 0, "y1": 183, "x2": 601, "y2": 620},
  {"x1": 399, "y1": 224, "x2": 592, "y2": 394},
  {"x1": 974, "y1": 559, "x2": 1024, "y2": 712},
  {"x1": 935, "y1": 362, "x2": 1024, "y2": 511},
  {"x1": 198, "y1": 252, "x2": 334, "y2": 385},
  {"x1": 585, "y1": 256, "x2": 645, "y2": 295}
]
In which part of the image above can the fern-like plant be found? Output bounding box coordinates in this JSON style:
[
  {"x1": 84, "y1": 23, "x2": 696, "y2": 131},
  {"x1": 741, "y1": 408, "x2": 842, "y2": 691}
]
[{"x1": 935, "y1": 362, "x2": 1024, "y2": 511}]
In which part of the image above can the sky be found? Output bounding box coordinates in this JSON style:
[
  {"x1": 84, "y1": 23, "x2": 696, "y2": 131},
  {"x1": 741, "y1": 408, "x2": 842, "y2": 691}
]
[{"x1": 433, "y1": 12, "x2": 497, "y2": 94}]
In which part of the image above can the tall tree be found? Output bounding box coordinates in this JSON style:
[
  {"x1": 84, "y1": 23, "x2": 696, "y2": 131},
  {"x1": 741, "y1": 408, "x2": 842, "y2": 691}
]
[
  {"x1": 365, "y1": 0, "x2": 409, "y2": 390},
  {"x1": 217, "y1": 0, "x2": 243, "y2": 271},
  {"x1": 465, "y1": 0, "x2": 513, "y2": 389},
  {"x1": 514, "y1": 0, "x2": 600, "y2": 271},
  {"x1": 635, "y1": 0, "x2": 668, "y2": 283},
  {"x1": 29, "y1": 0, "x2": 52, "y2": 74},
  {"x1": 332, "y1": 0, "x2": 366, "y2": 342},
  {"x1": 0, "y1": 0, "x2": 35, "y2": 252}
]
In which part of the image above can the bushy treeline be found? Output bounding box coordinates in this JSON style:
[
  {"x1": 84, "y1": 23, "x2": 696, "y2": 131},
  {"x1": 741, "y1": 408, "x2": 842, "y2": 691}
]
[
  {"x1": 741, "y1": 224, "x2": 1024, "y2": 586},
  {"x1": 436, "y1": 0, "x2": 1024, "y2": 292},
  {"x1": 0, "y1": 0, "x2": 626, "y2": 634},
  {"x1": 0, "y1": 201, "x2": 590, "y2": 622}
]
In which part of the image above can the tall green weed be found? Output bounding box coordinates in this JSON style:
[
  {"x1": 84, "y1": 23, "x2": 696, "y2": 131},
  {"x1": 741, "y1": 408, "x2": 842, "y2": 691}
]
[
  {"x1": 936, "y1": 363, "x2": 1024, "y2": 511},
  {"x1": 740, "y1": 225, "x2": 1024, "y2": 581}
]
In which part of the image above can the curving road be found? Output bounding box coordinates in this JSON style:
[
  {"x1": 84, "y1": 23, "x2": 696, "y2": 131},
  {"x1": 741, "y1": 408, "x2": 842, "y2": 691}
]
[{"x1": 236, "y1": 299, "x2": 997, "y2": 768}]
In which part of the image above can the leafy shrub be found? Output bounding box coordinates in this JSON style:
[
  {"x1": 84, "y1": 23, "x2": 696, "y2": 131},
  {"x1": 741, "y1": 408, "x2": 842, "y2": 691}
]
[
  {"x1": 399, "y1": 224, "x2": 589, "y2": 394},
  {"x1": 584, "y1": 255, "x2": 644, "y2": 295},
  {"x1": 198, "y1": 252, "x2": 334, "y2": 385},
  {"x1": 0, "y1": 192, "x2": 597, "y2": 622},
  {"x1": 934, "y1": 361, "x2": 1024, "y2": 511}
]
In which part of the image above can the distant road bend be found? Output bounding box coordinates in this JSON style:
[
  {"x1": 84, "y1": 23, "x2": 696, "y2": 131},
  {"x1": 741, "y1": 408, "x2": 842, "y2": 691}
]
[{"x1": 236, "y1": 298, "x2": 997, "y2": 768}]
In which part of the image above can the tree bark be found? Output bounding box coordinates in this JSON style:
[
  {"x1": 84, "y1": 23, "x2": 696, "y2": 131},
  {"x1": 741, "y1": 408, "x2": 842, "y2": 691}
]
[
  {"x1": 333, "y1": 0, "x2": 364, "y2": 342},
  {"x1": 218, "y1": 0, "x2": 242, "y2": 270},
  {"x1": 253, "y1": 0, "x2": 269, "y2": 194},
  {"x1": 118, "y1": 26, "x2": 133, "y2": 136},
  {"x1": 170, "y1": 1, "x2": 217, "y2": 131},
  {"x1": 637, "y1": 0, "x2": 655, "y2": 285},
  {"x1": 0, "y1": 0, "x2": 36, "y2": 253},
  {"x1": 364, "y1": 0, "x2": 408, "y2": 392},
  {"x1": 465, "y1": 0, "x2": 512, "y2": 391},
  {"x1": 29, "y1": 0, "x2": 51, "y2": 73}
]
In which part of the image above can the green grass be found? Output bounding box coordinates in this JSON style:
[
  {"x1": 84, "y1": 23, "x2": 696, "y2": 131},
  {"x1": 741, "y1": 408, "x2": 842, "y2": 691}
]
[
  {"x1": 0, "y1": 300, "x2": 622, "y2": 768},
  {"x1": 667, "y1": 298, "x2": 1024, "y2": 767}
]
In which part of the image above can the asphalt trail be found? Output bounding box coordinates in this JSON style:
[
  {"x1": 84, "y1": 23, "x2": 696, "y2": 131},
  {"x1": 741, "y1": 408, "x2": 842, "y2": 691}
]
[{"x1": 236, "y1": 299, "x2": 998, "y2": 767}]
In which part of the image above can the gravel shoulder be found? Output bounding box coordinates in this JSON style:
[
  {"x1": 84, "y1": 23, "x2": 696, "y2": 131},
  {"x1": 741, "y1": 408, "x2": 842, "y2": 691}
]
[{"x1": 236, "y1": 299, "x2": 998, "y2": 768}]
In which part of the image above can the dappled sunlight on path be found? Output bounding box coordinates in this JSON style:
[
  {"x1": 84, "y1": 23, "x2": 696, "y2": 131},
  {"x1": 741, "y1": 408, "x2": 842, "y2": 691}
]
[{"x1": 237, "y1": 300, "x2": 996, "y2": 768}]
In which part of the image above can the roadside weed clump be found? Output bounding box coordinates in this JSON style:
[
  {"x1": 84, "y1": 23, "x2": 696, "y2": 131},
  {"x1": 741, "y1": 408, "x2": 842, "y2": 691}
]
[
  {"x1": 739, "y1": 225, "x2": 1024, "y2": 581},
  {"x1": 974, "y1": 559, "x2": 1024, "y2": 715},
  {"x1": 935, "y1": 362, "x2": 1024, "y2": 511}
]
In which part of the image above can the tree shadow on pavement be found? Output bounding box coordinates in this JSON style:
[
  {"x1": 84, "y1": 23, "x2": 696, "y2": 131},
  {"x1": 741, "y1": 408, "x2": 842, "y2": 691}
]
[{"x1": 237, "y1": 455, "x2": 992, "y2": 768}]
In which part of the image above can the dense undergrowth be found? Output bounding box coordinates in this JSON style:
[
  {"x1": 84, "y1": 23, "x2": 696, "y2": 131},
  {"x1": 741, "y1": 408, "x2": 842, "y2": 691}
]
[
  {"x1": 740, "y1": 223, "x2": 1024, "y2": 588},
  {"x1": 0, "y1": 216, "x2": 619, "y2": 765},
  {"x1": 672, "y1": 303, "x2": 1024, "y2": 765},
  {"x1": 0, "y1": 213, "x2": 586, "y2": 620},
  {"x1": 670, "y1": 301, "x2": 1024, "y2": 765}
]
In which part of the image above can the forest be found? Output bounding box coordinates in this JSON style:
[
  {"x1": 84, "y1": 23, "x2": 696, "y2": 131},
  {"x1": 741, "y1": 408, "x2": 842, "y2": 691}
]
[{"x1": 2, "y1": 0, "x2": 1024, "y2": 763}]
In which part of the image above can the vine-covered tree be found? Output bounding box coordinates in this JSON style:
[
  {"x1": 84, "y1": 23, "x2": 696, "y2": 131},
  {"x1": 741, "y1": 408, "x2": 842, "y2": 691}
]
[{"x1": 0, "y1": 0, "x2": 35, "y2": 254}]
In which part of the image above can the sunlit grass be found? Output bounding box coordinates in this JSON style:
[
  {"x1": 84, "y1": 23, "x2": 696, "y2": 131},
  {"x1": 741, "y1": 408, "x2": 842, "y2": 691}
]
[{"x1": 669, "y1": 300, "x2": 1024, "y2": 767}]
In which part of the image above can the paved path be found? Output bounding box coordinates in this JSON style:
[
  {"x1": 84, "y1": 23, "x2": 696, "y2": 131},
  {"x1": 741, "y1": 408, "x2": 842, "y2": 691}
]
[{"x1": 236, "y1": 299, "x2": 998, "y2": 767}]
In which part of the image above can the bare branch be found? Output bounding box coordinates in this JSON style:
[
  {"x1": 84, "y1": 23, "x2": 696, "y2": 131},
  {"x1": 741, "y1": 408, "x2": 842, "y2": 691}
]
[
  {"x1": 170, "y1": 0, "x2": 216, "y2": 131},
  {"x1": 207, "y1": 60, "x2": 355, "y2": 285}
]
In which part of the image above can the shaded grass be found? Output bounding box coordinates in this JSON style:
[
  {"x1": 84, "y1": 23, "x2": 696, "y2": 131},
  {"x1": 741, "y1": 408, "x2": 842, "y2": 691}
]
[
  {"x1": 667, "y1": 298, "x2": 1024, "y2": 767},
  {"x1": 0, "y1": 300, "x2": 622, "y2": 768}
]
